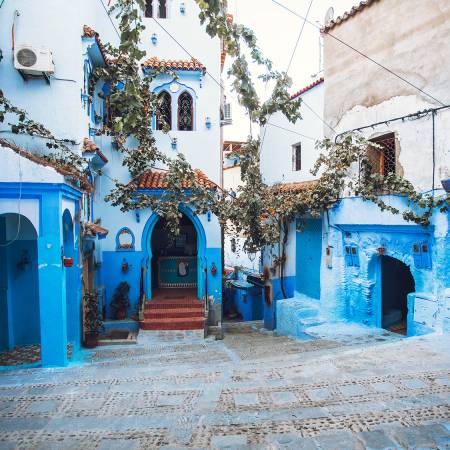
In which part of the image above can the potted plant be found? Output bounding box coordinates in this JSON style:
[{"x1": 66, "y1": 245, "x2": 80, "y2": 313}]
[
  {"x1": 84, "y1": 291, "x2": 103, "y2": 348},
  {"x1": 110, "y1": 281, "x2": 130, "y2": 320}
]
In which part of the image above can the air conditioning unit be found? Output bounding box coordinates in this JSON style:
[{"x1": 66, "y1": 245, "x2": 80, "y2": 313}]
[
  {"x1": 222, "y1": 102, "x2": 232, "y2": 125},
  {"x1": 14, "y1": 45, "x2": 55, "y2": 76}
]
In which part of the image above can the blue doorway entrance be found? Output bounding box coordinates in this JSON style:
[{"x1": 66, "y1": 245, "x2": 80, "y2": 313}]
[{"x1": 296, "y1": 219, "x2": 322, "y2": 299}]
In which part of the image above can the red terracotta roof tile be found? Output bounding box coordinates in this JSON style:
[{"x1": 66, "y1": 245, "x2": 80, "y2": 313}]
[
  {"x1": 82, "y1": 137, "x2": 98, "y2": 153},
  {"x1": 141, "y1": 57, "x2": 206, "y2": 74},
  {"x1": 84, "y1": 222, "x2": 109, "y2": 238},
  {"x1": 0, "y1": 138, "x2": 93, "y2": 193},
  {"x1": 82, "y1": 138, "x2": 108, "y2": 163},
  {"x1": 138, "y1": 169, "x2": 218, "y2": 190},
  {"x1": 322, "y1": 0, "x2": 380, "y2": 33},
  {"x1": 290, "y1": 78, "x2": 324, "y2": 100},
  {"x1": 269, "y1": 180, "x2": 318, "y2": 193},
  {"x1": 82, "y1": 25, "x2": 110, "y2": 65}
]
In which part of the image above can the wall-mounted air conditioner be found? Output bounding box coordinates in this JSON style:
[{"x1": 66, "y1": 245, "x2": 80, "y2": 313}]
[{"x1": 14, "y1": 45, "x2": 55, "y2": 77}]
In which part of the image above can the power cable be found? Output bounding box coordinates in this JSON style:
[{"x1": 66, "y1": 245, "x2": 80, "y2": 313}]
[
  {"x1": 266, "y1": 122, "x2": 317, "y2": 141},
  {"x1": 272, "y1": 0, "x2": 446, "y2": 107},
  {"x1": 300, "y1": 98, "x2": 336, "y2": 134},
  {"x1": 98, "y1": 0, "x2": 120, "y2": 38},
  {"x1": 260, "y1": 0, "x2": 314, "y2": 149},
  {"x1": 151, "y1": 16, "x2": 305, "y2": 137},
  {"x1": 286, "y1": 0, "x2": 314, "y2": 74}
]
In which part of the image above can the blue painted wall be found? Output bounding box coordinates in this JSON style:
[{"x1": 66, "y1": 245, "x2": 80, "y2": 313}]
[
  {"x1": 0, "y1": 218, "x2": 8, "y2": 351},
  {"x1": 264, "y1": 275, "x2": 295, "y2": 330},
  {"x1": 296, "y1": 219, "x2": 322, "y2": 299},
  {"x1": 9, "y1": 240, "x2": 40, "y2": 348},
  {"x1": 100, "y1": 251, "x2": 145, "y2": 319},
  {"x1": 0, "y1": 216, "x2": 40, "y2": 350}
]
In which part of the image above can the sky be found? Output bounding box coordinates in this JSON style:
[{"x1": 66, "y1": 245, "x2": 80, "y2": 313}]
[{"x1": 223, "y1": 0, "x2": 360, "y2": 141}]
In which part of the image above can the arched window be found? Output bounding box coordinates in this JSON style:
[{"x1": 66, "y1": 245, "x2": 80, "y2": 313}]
[
  {"x1": 156, "y1": 91, "x2": 172, "y2": 130},
  {"x1": 145, "y1": 0, "x2": 153, "y2": 17},
  {"x1": 159, "y1": 0, "x2": 167, "y2": 18},
  {"x1": 178, "y1": 92, "x2": 193, "y2": 131}
]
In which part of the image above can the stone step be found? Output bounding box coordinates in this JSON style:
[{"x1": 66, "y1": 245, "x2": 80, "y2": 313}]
[
  {"x1": 145, "y1": 301, "x2": 203, "y2": 310},
  {"x1": 140, "y1": 317, "x2": 205, "y2": 331},
  {"x1": 144, "y1": 308, "x2": 204, "y2": 319}
]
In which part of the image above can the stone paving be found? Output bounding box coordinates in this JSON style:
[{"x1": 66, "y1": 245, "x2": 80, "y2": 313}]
[{"x1": 0, "y1": 321, "x2": 449, "y2": 449}]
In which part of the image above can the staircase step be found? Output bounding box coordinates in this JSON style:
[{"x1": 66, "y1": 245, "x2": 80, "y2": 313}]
[
  {"x1": 145, "y1": 302, "x2": 203, "y2": 310},
  {"x1": 144, "y1": 308, "x2": 204, "y2": 319},
  {"x1": 140, "y1": 317, "x2": 205, "y2": 331}
]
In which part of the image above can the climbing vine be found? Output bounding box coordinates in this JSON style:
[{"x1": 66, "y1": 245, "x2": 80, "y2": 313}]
[
  {"x1": 0, "y1": 0, "x2": 448, "y2": 296},
  {"x1": 0, "y1": 91, "x2": 87, "y2": 176}
]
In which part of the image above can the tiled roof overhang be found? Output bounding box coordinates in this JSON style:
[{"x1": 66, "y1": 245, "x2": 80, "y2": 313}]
[
  {"x1": 321, "y1": 0, "x2": 380, "y2": 33},
  {"x1": 82, "y1": 138, "x2": 108, "y2": 163},
  {"x1": 141, "y1": 57, "x2": 206, "y2": 74},
  {"x1": 138, "y1": 169, "x2": 218, "y2": 190},
  {"x1": 82, "y1": 25, "x2": 110, "y2": 65},
  {"x1": 0, "y1": 138, "x2": 93, "y2": 193},
  {"x1": 290, "y1": 78, "x2": 324, "y2": 100},
  {"x1": 269, "y1": 180, "x2": 318, "y2": 193}
]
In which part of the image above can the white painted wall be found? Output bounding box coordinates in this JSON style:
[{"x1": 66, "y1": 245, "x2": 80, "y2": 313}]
[
  {"x1": 0, "y1": 0, "x2": 119, "y2": 151},
  {"x1": 260, "y1": 82, "x2": 324, "y2": 186}
]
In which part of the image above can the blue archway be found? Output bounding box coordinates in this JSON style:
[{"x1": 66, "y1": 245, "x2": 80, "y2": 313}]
[{"x1": 141, "y1": 205, "x2": 207, "y2": 301}]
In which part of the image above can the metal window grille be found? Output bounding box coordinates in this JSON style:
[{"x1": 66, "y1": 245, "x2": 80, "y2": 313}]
[
  {"x1": 368, "y1": 133, "x2": 396, "y2": 176},
  {"x1": 292, "y1": 143, "x2": 301, "y2": 171},
  {"x1": 159, "y1": 0, "x2": 167, "y2": 18},
  {"x1": 145, "y1": 0, "x2": 153, "y2": 17},
  {"x1": 157, "y1": 91, "x2": 171, "y2": 130},
  {"x1": 178, "y1": 92, "x2": 193, "y2": 131}
]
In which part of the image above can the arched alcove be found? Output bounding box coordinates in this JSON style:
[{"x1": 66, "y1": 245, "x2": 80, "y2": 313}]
[
  {"x1": 0, "y1": 213, "x2": 40, "y2": 351},
  {"x1": 142, "y1": 206, "x2": 206, "y2": 300}
]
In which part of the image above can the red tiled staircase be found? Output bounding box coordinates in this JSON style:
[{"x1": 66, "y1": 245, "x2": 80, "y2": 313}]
[{"x1": 140, "y1": 288, "x2": 205, "y2": 331}]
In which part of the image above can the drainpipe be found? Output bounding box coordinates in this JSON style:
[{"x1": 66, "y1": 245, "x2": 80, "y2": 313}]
[{"x1": 432, "y1": 110, "x2": 436, "y2": 197}]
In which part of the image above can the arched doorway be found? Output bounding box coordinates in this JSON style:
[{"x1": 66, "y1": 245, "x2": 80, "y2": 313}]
[
  {"x1": 0, "y1": 213, "x2": 40, "y2": 351},
  {"x1": 379, "y1": 255, "x2": 415, "y2": 335},
  {"x1": 151, "y1": 214, "x2": 198, "y2": 298}
]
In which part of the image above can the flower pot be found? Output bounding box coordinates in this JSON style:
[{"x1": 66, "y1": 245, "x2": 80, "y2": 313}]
[
  {"x1": 84, "y1": 332, "x2": 99, "y2": 348},
  {"x1": 63, "y1": 257, "x2": 74, "y2": 268},
  {"x1": 116, "y1": 308, "x2": 126, "y2": 320},
  {"x1": 441, "y1": 178, "x2": 450, "y2": 192}
]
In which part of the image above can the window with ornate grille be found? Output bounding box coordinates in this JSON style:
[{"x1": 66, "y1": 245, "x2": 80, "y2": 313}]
[
  {"x1": 368, "y1": 133, "x2": 396, "y2": 176},
  {"x1": 178, "y1": 92, "x2": 193, "y2": 131},
  {"x1": 159, "y1": 0, "x2": 167, "y2": 18},
  {"x1": 145, "y1": 0, "x2": 153, "y2": 17},
  {"x1": 292, "y1": 143, "x2": 301, "y2": 171},
  {"x1": 156, "y1": 91, "x2": 171, "y2": 130}
]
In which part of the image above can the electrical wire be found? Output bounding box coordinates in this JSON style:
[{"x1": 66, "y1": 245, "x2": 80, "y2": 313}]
[
  {"x1": 98, "y1": 0, "x2": 120, "y2": 38},
  {"x1": 260, "y1": 0, "x2": 314, "y2": 149},
  {"x1": 286, "y1": 0, "x2": 314, "y2": 74},
  {"x1": 300, "y1": 98, "x2": 336, "y2": 134},
  {"x1": 272, "y1": 0, "x2": 446, "y2": 107},
  {"x1": 266, "y1": 122, "x2": 317, "y2": 141}
]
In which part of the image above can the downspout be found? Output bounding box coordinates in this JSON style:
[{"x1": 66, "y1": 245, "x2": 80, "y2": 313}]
[{"x1": 432, "y1": 110, "x2": 436, "y2": 196}]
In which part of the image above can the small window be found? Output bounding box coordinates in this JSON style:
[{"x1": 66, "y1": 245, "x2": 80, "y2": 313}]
[
  {"x1": 368, "y1": 133, "x2": 396, "y2": 176},
  {"x1": 156, "y1": 91, "x2": 172, "y2": 130},
  {"x1": 159, "y1": 0, "x2": 167, "y2": 18},
  {"x1": 145, "y1": 0, "x2": 153, "y2": 17},
  {"x1": 292, "y1": 143, "x2": 301, "y2": 171},
  {"x1": 178, "y1": 92, "x2": 193, "y2": 131}
]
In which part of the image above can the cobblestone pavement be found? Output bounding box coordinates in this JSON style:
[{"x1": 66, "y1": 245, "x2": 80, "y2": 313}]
[{"x1": 0, "y1": 322, "x2": 449, "y2": 449}]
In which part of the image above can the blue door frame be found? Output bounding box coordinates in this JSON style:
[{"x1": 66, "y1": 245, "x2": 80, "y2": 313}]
[{"x1": 141, "y1": 206, "x2": 207, "y2": 300}]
